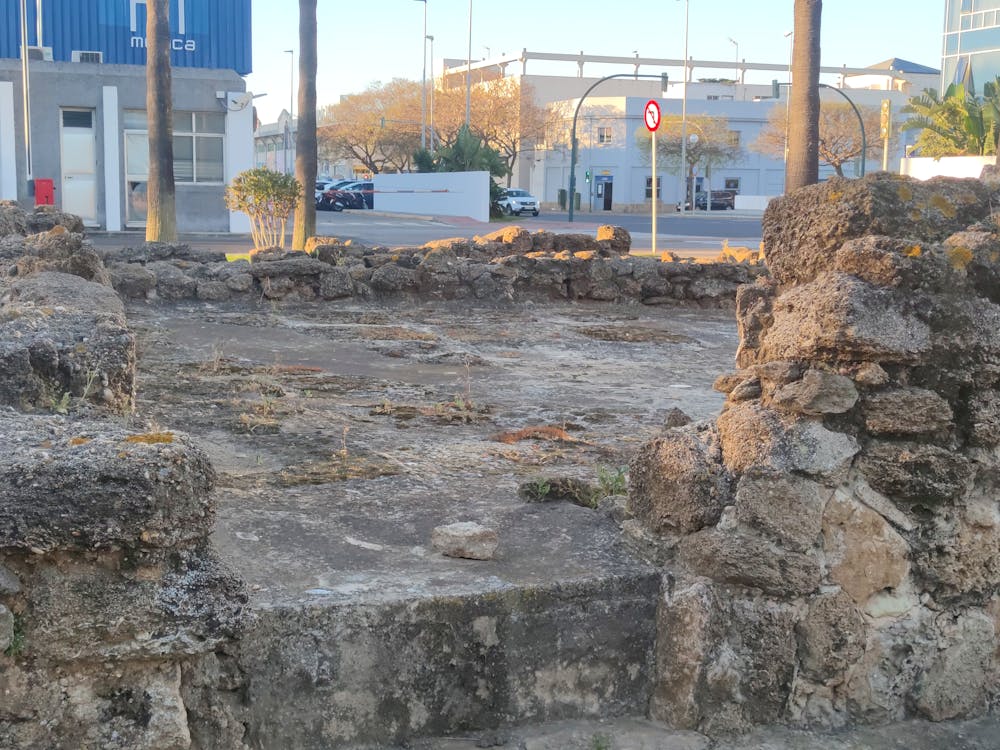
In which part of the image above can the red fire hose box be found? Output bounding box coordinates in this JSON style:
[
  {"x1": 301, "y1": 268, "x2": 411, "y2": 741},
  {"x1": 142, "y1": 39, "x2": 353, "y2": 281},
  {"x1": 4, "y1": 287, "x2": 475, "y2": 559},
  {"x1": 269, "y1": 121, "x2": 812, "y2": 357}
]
[{"x1": 34, "y1": 178, "x2": 55, "y2": 206}]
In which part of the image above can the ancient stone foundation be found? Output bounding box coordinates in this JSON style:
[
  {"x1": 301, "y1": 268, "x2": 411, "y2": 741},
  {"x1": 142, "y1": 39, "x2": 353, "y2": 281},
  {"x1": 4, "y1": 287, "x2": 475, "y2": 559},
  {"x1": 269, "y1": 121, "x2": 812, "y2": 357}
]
[
  {"x1": 630, "y1": 172, "x2": 1000, "y2": 733},
  {"x1": 4, "y1": 174, "x2": 1000, "y2": 747}
]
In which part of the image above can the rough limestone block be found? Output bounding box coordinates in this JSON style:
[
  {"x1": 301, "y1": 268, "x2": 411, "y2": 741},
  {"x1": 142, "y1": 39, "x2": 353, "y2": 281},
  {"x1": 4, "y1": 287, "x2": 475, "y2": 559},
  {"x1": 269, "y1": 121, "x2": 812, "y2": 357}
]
[
  {"x1": 0, "y1": 410, "x2": 215, "y2": 552},
  {"x1": 652, "y1": 582, "x2": 798, "y2": 734},
  {"x1": 21, "y1": 548, "x2": 247, "y2": 662},
  {"x1": 628, "y1": 424, "x2": 732, "y2": 536},
  {"x1": 858, "y1": 441, "x2": 972, "y2": 504},
  {"x1": 759, "y1": 273, "x2": 931, "y2": 365},
  {"x1": 431, "y1": 521, "x2": 499, "y2": 560},
  {"x1": 677, "y1": 528, "x2": 821, "y2": 597},
  {"x1": 733, "y1": 467, "x2": 831, "y2": 552},
  {"x1": 797, "y1": 590, "x2": 867, "y2": 681},
  {"x1": 0, "y1": 661, "x2": 194, "y2": 750},
  {"x1": 822, "y1": 490, "x2": 911, "y2": 605},
  {"x1": 596, "y1": 224, "x2": 631, "y2": 255},
  {"x1": 912, "y1": 495, "x2": 1000, "y2": 602},
  {"x1": 762, "y1": 173, "x2": 996, "y2": 286},
  {"x1": 863, "y1": 387, "x2": 954, "y2": 436},
  {"x1": 771, "y1": 369, "x2": 859, "y2": 415},
  {"x1": 717, "y1": 403, "x2": 858, "y2": 481},
  {"x1": 915, "y1": 610, "x2": 996, "y2": 721},
  {"x1": 833, "y1": 235, "x2": 950, "y2": 291}
]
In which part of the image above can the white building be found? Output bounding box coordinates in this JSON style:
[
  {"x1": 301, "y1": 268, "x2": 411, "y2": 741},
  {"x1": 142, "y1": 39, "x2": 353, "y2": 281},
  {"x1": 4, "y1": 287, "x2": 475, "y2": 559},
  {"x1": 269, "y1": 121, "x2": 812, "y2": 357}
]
[{"x1": 441, "y1": 51, "x2": 938, "y2": 211}]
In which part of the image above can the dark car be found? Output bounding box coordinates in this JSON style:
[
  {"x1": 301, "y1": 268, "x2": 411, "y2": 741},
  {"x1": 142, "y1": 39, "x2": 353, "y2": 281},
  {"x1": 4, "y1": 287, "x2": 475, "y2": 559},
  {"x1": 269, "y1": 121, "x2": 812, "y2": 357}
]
[{"x1": 694, "y1": 190, "x2": 737, "y2": 210}]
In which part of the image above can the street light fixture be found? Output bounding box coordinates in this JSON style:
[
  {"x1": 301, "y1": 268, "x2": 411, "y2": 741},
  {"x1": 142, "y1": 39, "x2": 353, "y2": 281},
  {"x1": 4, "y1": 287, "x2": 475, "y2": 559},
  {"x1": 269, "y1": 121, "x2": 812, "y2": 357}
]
[
  {"x1": 414, "y1": 0, "x2": 428, "y2": 151},
  {"x1": 728, "y1": 37, "x2": 739, "y2": 83}
]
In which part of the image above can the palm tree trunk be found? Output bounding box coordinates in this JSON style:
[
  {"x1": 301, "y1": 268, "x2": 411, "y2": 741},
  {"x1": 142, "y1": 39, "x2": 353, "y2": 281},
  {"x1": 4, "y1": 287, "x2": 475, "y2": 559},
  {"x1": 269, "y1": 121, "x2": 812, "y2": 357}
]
[
  {"x1": 291, "y1": 0, "x2": 318, "y2": 251},
  {"x1": 145, "y1": 0, "x2": 177, "y2": 241},
  {"x1": 785, "y1": 0, "x2": 822, "y2": 192}
]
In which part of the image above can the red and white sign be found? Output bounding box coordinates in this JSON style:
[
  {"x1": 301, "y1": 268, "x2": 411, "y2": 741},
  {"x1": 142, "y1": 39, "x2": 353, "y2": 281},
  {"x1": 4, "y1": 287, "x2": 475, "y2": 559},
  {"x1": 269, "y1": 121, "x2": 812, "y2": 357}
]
[{"x1": 644, "y1": 99, "x2": 661, "y2": 132}]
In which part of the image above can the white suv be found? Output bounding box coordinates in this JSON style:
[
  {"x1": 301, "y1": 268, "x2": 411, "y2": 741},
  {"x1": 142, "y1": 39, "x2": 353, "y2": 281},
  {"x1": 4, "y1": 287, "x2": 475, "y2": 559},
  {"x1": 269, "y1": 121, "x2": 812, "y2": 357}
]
[{"x1": 498, "y1": 188, "x2": 540, "y2": 217}]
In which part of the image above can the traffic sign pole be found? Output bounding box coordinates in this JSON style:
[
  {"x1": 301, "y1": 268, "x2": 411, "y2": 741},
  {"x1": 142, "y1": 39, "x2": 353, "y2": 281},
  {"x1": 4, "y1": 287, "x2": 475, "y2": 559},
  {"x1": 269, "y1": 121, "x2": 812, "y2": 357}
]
[
  {"x1": 644, "y1": 99, "x2": 661, "y2": 257},
  {"x1": 651, "y1": 130, "x2": 657, "y2": 255}
]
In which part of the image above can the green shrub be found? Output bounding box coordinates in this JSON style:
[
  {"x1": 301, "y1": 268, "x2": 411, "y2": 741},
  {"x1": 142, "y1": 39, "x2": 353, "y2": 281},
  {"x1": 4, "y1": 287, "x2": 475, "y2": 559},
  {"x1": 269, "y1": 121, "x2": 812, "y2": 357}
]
[{"x1": 225, "y1": 168, "x2": 301, "y2": 252}]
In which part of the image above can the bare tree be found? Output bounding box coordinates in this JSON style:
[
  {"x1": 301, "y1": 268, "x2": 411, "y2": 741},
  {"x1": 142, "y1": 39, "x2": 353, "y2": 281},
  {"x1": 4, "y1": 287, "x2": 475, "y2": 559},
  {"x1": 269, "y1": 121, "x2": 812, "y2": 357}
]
[
  {"x1": 291, "y1": 0, "x2": 317, "y2": 251},
  {"x1": 754, "y1": 102, "x2": 883, "y2": 177},
  {"x1": 785, "y1": 0, "x2": 822, "y2": 191},
  {"x1": 145, "y1": 0, "x2": 177, "y2": 241}
]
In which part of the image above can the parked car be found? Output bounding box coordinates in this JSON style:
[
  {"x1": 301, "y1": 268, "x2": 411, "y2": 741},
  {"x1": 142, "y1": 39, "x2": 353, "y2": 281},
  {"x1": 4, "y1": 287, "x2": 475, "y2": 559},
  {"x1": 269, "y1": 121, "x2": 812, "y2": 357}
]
[
  {"x1": 315, "y1": 180, "x2": 354, "y2": 210},
  {"x1": 693, "y1": 190, "x2": 737, "y2": 210},
  {"x1": 497, "y1": 188, "x2": 539, "y2": 217},
  {"x1": 328, "y1": 180, "x2": 371, "y2": 210}
]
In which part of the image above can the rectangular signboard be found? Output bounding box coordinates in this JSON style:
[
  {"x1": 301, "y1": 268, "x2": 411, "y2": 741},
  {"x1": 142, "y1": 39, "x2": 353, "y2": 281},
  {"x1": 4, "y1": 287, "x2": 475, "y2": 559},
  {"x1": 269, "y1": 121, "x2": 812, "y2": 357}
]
[{"x1": 1, "y1": 0, "x2": 252, "y2": 74}]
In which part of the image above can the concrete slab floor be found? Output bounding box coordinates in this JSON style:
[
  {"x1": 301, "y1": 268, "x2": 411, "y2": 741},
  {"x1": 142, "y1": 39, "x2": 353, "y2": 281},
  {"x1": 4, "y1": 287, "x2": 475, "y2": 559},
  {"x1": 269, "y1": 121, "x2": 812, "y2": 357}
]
[{"x1": 365, "y1": 715, "x2": 1000, "y2": 750}]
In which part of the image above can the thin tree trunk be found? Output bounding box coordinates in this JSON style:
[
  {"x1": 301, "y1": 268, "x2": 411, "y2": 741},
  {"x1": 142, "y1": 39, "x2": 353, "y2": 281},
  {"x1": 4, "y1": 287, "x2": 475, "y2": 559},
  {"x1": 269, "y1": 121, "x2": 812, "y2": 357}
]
[
  {"x1": 785, "y1": 0, "x2": 821, "y2": 192},
  {"x1": 145, "y1": 0, "x2": 177, "y2": 241},
  {"x1": 292, "y1": 0, "x2": 318, "y2": 251}
]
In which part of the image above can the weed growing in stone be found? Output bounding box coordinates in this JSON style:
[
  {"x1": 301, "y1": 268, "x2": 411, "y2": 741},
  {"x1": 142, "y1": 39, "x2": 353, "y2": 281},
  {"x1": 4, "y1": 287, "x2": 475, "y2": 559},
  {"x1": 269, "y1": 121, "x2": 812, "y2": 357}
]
[{"x1": 597, "y1": 465, "x2": 628, "y2": 497}]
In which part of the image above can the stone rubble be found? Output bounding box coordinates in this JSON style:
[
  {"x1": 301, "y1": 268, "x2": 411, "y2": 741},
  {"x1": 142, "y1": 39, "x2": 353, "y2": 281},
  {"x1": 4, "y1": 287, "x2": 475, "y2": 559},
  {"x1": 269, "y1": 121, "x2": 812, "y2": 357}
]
[{"x1": 629, "y1": 172, "x2": 1000, "y2": 733}]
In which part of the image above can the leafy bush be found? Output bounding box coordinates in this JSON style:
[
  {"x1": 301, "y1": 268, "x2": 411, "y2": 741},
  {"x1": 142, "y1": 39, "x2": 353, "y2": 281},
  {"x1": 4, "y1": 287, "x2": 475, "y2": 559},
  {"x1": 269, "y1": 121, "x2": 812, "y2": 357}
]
[{"x1": 225, "y1": 168, "x2": 301, "y2": 252}]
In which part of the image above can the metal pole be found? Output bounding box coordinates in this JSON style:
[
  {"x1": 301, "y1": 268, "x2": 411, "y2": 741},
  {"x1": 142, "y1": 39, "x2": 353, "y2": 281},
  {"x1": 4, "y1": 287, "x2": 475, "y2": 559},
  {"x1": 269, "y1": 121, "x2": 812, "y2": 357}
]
[
  {"x1": 728, "y1": 37, "x2": 738, "y2": 83},
  {"x1": 651, "y1": 129, "x2": 657, "y2": 255},
  {"x1": 818, "y1": 83, "x2": 867, "y2": 177},
  {"x1": 416, "y1": 0, "x2": 427, "y2": 150},
  {"x1": 679, "y1": 0, "x2": 689, "y2": 213},
  {"x1": 465, "y1": 0, "x2": 472, "y2": 127},
  {"x1": 19, "y1": 0, "x2": 32, "y2": 181},
  {"x1": 427, "y1": 35, "x2": 435, "y2": 150},
  {"x1": 567, "y1": 73, "x2": 667, "y2": 222}
]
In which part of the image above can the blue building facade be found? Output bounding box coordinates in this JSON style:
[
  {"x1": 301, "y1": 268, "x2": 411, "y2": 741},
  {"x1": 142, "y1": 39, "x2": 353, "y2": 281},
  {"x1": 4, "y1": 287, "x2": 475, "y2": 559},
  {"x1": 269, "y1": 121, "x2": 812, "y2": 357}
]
[
  {"x1": 0, "y1": 0, "x2": 251, "y2": 73},
  {"x1": 0, "y1": 0, "x2": 255, "y2": 233}
]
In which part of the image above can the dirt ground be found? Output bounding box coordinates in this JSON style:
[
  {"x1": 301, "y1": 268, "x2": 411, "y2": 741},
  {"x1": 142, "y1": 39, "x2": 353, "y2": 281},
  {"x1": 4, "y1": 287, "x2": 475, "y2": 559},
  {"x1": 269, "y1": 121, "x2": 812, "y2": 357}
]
[{"x1": 128, "y1": 298, "x2": 738, "y2": 604}]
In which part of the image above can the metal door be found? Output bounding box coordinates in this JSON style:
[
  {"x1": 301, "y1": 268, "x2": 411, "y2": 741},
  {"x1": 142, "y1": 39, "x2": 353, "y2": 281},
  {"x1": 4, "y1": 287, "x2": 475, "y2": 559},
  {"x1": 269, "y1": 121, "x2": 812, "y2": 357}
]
[
  {"x1": 602, "y1": 181, "x2": 613, "y2": 210},
  {"x1": 60, "y1": 109, "x2": 98, "y2": 224}
]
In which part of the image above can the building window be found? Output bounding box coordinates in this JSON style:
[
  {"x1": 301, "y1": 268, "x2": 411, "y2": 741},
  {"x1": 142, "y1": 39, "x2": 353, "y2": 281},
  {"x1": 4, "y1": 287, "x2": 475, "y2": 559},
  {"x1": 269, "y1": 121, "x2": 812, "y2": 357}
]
[
  {"x1": 645, "y1": 176, "x2": 661, "y2": 199},
  {"x1": 724, "y1": 177, "x2": 741, "y2": 191},
  {"x1": 727, "y1": 130, "x2": 741, "y2": 147},
  {"x1": 123, "y1": 110, "x2": 226, "y2": 196},
  {"x1": 598, "y1": 126, "x2": 612, "y2": 144}
]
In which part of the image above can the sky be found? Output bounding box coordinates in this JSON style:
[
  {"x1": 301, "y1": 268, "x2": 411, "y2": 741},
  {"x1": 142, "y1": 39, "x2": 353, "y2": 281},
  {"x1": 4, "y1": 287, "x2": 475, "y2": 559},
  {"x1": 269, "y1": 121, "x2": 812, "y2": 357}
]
[{"x1": 245, "y1": 1, "x2": 946, "y2": 124}]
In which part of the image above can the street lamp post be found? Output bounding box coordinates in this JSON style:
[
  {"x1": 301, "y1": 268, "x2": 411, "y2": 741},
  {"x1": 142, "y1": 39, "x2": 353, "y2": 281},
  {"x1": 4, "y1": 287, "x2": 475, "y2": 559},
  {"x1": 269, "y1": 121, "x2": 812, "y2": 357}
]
[
  {"x1": 728, "y1": 37, "x2": 738, "y2": 83},
  {"x1": 427, "y1": 34, "x2": 435, "y2": 149},
  {"x1": 678, "y1": 0, "x2": 690, "y2": 213},
  {"x1": 284, "y1": 48, "x2": 294, "y2": 175},
  {"x1": 415, "y1": 0, "x2": 427, "y2": 151},
  {"x1": 465, "y1": 0, "x2": 472, "y2": 127}
]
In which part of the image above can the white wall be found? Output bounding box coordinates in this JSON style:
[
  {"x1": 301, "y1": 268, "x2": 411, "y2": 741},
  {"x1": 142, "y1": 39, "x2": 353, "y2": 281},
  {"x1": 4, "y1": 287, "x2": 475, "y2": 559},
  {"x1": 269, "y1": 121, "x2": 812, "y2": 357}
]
[
  {"x1": 0, "y1": 82, "x2": 16, "y2": 201},
  {"x1": 102, "y1": 86, "x2": 122, "y2": 231},
  {"x1": 900, "y1": 156, "x2": 997, "y2": 181},
  {"x1": 226, "y1": 91, "x2": 255, "y2": 233},
  {"x1": 374, "y1": 171, "x2": 491, "y2": 223}
]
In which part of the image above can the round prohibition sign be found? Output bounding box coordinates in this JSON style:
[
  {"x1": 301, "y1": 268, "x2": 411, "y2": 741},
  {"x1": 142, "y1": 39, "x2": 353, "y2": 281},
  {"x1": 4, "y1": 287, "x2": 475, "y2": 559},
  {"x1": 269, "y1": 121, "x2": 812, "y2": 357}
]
[{"x1": 644, "y1": 99, "x2": 661, "y2": 132}]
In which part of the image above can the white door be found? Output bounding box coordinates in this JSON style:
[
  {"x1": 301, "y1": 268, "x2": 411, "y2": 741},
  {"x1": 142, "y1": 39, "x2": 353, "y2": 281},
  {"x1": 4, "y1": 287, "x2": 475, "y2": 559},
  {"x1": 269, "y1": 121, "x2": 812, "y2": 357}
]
[{"x1": 60, "y1": 109, "x2": 98, "y2": 224}]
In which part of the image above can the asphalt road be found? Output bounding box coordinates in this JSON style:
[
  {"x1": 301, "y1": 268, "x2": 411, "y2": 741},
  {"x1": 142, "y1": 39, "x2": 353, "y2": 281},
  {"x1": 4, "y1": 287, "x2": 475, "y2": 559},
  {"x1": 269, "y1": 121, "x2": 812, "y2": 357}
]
[{"x1": 89, "y1": 208, "x2": 764, "y2": 259}]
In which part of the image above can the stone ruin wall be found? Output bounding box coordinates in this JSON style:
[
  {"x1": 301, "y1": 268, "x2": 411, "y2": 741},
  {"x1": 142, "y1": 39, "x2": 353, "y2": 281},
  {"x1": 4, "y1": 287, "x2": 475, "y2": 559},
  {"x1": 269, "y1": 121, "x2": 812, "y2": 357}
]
[
  {"x1": 0, "y1": 203, "x2": 760, "y2": 748},
  {"x1": 98, "y1": 224, "x2": 763, "y2": 308},
  {"x1": 629, "y1": 172, "x2": 1000, "y2": 733}
]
